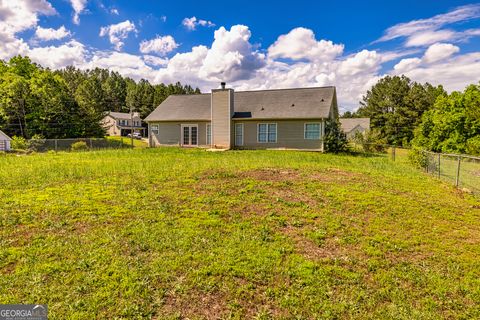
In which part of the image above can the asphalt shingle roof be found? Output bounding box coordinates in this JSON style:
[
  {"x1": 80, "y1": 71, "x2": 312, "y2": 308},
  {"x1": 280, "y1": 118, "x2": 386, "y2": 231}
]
[
  {"x1": 144, "y1": 86, "x2": 335, "y2": 122},
  {"x1": 107, "y1": 112, "x2": 142, "y2": 120},
  {"x1": 339, "y1": 118, "x2": 370, "y2": 133}
]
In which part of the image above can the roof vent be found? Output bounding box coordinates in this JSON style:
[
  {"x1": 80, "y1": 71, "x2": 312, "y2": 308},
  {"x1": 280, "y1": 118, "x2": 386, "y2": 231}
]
[
  {"x1": 321, "y1": 98, "x2": 324, "y2": 102},
  {"x1": 291, "y1": 103, "x2": 295, "y2": 107},
  {"x1": 261, "y1": 107, "x2": 264, "y2": 111},
  {"x1": 221, "y1": 82, "x2": 226, "y2": 89}
]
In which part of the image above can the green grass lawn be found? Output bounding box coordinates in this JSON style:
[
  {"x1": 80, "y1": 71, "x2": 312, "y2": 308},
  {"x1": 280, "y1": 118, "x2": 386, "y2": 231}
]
[{"x1": 0, "y1": 148, "x2": 479, "y2": 319}]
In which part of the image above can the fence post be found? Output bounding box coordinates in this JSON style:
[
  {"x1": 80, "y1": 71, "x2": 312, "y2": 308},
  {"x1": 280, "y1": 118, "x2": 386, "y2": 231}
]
[
  {"x1": 438, "y1": 153, "x2": 441, "y2": 179},
  {"x1": 392, "y1": 146, "x2": 396, "y2": 162},
  {"x1": 455, "y1": 156, "x2": 461, "y2": 187},
  {"x1": 54, "y1": 139, "x2": 58, "y2": 152},
  {"x1": 426, "y1": 152, "x2": 429, "y2": 173},
  {"x1": 89, "y1": 138, "x2": 93, "y2": 150}
]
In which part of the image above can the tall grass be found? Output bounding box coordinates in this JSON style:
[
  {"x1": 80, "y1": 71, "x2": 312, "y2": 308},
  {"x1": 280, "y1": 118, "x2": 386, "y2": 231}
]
[{"x1": 0, "y1": 148, "x2": 479, "y2": 319}]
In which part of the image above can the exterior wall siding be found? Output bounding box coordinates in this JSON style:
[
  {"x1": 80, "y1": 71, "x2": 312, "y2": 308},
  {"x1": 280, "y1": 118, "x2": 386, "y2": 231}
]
[
  {"x1": 149, "y1": 121, "x2": 210, "y2": 147},
  {"x1": 234, "y1": 119, "x2": 325, "y2": 150},
  {"x1": 103, "y1": 115, "x2": 143, "y2": 136},
  {"x1": 149, "y1": 119, "x2": 324, "y2": 150},
  {"x1": 211, "y1": 89, "x2": 233, "y2": 148}
]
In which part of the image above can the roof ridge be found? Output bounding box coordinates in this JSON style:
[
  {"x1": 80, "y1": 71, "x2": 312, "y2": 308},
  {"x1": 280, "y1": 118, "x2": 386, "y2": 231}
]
[
  {"x1": 166, "y1": 86, "x2": 336, "y2": 97},
  {"x1": 235, "y1": 86, "x2": 335, "y2": 94}
]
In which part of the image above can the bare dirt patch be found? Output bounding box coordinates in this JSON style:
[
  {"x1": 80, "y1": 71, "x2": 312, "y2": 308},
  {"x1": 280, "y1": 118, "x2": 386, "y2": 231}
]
[
  {"x1": 239, "y1": 168, "x2": 301, "y2": 182},
  {"x1": 160, "y1": 289, "x2": 228, "y2": 320}
]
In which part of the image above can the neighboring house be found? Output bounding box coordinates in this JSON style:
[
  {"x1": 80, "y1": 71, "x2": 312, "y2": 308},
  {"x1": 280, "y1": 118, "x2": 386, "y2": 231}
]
[
  {"x1": 340, "y1": 118, "x2": 370, "y2": 139},
  {"x1": 0, "y1": 130, "x2": 11, "y2": 151},
  {"x1": 103, "y1": 112, "x2": 145, "y2": 137},
  {"x1": 145, "y1": 84, "x2": 338, "y2": 151}
]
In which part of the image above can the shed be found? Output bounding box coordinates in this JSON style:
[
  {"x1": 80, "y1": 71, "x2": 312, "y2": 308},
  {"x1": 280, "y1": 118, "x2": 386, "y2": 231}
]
[{"x1": 0, "y1": 130, "x2": 12, "y2": 151}]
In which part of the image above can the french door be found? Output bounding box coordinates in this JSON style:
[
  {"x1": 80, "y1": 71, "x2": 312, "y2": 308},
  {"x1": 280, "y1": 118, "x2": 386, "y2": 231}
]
[{"x1": 181, "y1": 124, "x2": 198, "y2": 146}]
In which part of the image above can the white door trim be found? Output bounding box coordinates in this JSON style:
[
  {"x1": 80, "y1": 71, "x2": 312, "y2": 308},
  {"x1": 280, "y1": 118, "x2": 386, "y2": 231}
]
[{"x1": 180, "y1": 124, "x2": 199, "y2": 147}]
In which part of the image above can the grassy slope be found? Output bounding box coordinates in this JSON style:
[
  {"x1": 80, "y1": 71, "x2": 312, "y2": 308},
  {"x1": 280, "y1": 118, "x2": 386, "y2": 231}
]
[{"x1": 0, "y1": 148, "x2": 479, "y2": 319}]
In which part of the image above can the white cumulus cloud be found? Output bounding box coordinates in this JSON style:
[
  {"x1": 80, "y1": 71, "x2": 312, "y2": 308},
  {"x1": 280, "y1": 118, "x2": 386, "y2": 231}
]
[
  {"x1": 0, "y1": 0, "x2": 56, "y2": 36},
  {"x1": 423, "y1": 42, "x2": 459, "y2": 63},
  {"x1": 99, "y1": 20, "x2": 137, "y2": 51},
  {"x1": 69, "y1": 0, "x2": 88, "y2": 25},
  {"x1": 139, "y1": 35, "x2": 178, "y2": 56},
  {"x1": 182, "y1": 16, "x2": 215, "y2": 31},
  {"x1": 29, "y1": 40, "x2": 86, "y2": 69},
  {"x1": 268, "y1": 27, "x2": 344, "y2": 62},
  {"x1": 199, "y1": 25, "x2": 265, "y2": 82},
  {"x1": 34, "y1": 25, "x2": 71, "y2": 41}
]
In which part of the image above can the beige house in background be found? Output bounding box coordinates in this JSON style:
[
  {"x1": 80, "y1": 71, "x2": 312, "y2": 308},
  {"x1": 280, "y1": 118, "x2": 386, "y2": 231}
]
[
  {"x1": 145, "y1": 83, "x2": 338, "y2": 151},
  {"x1": 103, "y1": 112, "x2": 145, "y2": 137},
  {"x1": 340, "y1": 118, "x2": 370, "y2": 139},
  {"x1": 0, "y1": 130, "x2": 11, "y2": 151}
]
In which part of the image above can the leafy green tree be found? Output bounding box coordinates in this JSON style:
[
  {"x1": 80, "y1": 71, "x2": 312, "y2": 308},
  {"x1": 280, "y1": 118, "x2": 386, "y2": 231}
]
[
  {"x1": 75, "y1": 76, "x2": 106, "y2": 113},
  {"x1": 0, "y1": 55, "x2": 199, "y2": 139},
  {"x1": 413, "y1": 83, "x2": 480, "y2": 155},
  {"x1": 357, "y1": 75, "x2": 445, "y2": 146},
  {"x1": 8, "y1": 56, "x2": 38, "y2": 79},
  {"x1": 0, "y1": 72, "x2": 31, "y2": 137},
  {"x1": 324, "y1": 120, "x2": 348, "y2": 153},
  {"x1": 103, "y1": 71, "x2": 126, "y2": 112}
]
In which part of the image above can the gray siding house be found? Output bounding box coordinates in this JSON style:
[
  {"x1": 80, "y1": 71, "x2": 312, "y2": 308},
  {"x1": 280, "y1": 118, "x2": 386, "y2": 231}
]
[
  {"x1": 340, "y1": 118, "x2": 370, "y2": 139},
  {"x1": 144, "y1": 84, "x2": 338, "y2": 151},
  {"x1": 103, "y1": 112, "x2": 145, "y2": 137}
]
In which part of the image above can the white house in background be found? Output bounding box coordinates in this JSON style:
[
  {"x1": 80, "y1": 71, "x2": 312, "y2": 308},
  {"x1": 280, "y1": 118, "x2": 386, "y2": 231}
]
[
  {"x1": 340, "y1": 118, "x2": 370, "y2": 139},
  {"x1": 102, "y1": 112, "x2": 145, "y2": 137},
  {"x1": 0, "y1": 130, "x2": 11, "y2": 151}
]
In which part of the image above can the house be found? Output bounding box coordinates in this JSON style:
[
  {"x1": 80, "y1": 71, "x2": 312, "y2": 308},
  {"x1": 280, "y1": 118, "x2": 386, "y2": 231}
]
[
  {"x1": 103, "y1": 112, "x2": 145, "y2": 137},
  {"x1": 145, "y1": 83, "x2": 338, "y2": 151},
  {"x1": 339, "y1": 118, "x2": 370, "y2": 139},
  {"x1": 0, "y1": 130, "x2": 11, "y2": 151}
]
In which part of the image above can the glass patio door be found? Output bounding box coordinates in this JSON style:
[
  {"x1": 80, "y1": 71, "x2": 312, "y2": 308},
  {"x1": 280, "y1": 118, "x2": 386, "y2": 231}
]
[{"x1": 181, "y1": 124, "x2": 198, "y2": 146}]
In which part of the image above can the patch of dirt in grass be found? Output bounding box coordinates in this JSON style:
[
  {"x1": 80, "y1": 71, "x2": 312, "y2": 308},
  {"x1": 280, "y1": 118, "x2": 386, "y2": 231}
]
[
  {"x1": 282, "y1": 226, "x2": 352, "y2": 261},
  {"x1": 160, "y1": 289, "x2": 228, "y2": 319},
  {"x1": 239, "y1": 168, "x2": 301, "y2": 182},
  {"x1": 309, "y1": 168, "x2": 366, "y2": 183}
]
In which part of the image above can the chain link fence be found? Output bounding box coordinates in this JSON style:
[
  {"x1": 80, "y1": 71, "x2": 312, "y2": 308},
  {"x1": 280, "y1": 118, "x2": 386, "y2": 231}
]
[
  {"x1": 24, "y1": 137, "x2": 141, "y2": 152},
  {"x1": 424, "y1": 151, "x2": 480, "y2": 194},
  {"x1": 352, "y1": 142, "x2": 480, "y2": 194}
]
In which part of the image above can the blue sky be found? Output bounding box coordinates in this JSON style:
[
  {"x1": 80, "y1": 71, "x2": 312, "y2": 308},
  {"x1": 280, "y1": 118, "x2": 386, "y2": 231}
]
[{"x1": 2, "y1": 0, "x2": 480, "y2": 110}]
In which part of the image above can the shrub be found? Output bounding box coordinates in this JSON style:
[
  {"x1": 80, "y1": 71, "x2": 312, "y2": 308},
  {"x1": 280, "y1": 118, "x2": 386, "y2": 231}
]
[
  {"x1": 27, "y1": 134, "x2": 46, "y2": 152},
  {"x1": 71, "y1": 141, "x2": 89, "y2": 151},
  {"x1": 466, "y1": 136, "x2": 480, "y2": 156},
  {"x1": 324, "y1": 120, "x2": 349, "y2": 153},
  {"x1": 351, "y1": 129, "x2": 387, "y2": 153},
  {"x1": 408, "y1": 148, "x2": 428, "y2": 169},
  {"x1": 11, "y1": 136, "x2": 27, "y2": 150}
]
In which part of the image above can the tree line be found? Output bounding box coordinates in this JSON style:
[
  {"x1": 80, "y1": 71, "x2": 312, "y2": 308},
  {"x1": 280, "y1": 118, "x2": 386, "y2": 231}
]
[
  {"x1": 344, "y1": 75, "x2": 480, "y2": 156},
  {"x1": 0, "y1": 56, "x2": 200, "y2": 139}
]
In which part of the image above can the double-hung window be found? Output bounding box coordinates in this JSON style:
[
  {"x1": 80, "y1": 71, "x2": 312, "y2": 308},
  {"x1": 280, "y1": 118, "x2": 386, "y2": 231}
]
[
  {"x1": 304, "y1": 123, "x2": 321, "y2": 140},
  {"x1": 151, "y1": 124, "x2": 159, "y2": 135},
  {"x1": 258, "y1": 123, "x2": 277, "y2": 143}
]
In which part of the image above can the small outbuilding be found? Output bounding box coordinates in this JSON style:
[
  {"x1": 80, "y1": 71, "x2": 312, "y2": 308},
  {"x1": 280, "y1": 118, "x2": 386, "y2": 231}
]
[{"x1": 0, "y1": 130, "x2": 12, "y2": 151}]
